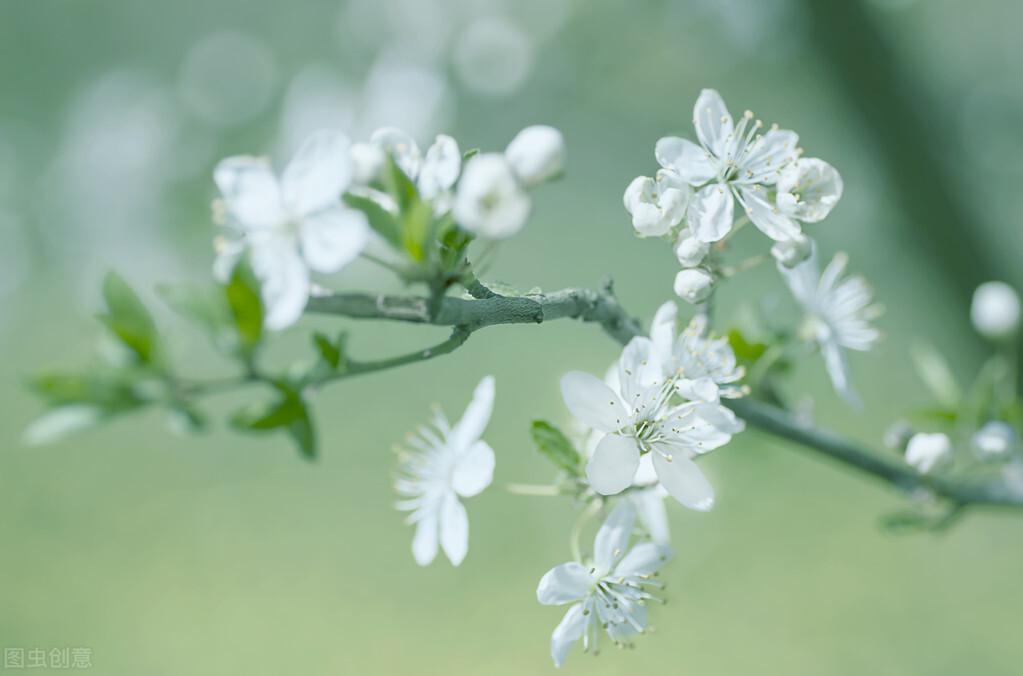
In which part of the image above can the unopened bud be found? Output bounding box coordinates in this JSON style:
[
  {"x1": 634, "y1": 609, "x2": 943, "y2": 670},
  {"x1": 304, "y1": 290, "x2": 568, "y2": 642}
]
[
  {"x1": 673, "y1": 268, "x2": 715, "y2": 304},
  {"x1": 971, "y1": 421, "x2": 1016, "y2": 460},
  {"x1": 675, "y1": 229, "x2": 710, "y2": 267},
  {"x1": 904, "y1": 432, "x2": 952, "y2": 474},
  {"x1": 971, "y1": 281, "x2": 1020, "y2": 340},
  {"x1": 505, "y1": 125, "x2": 565, "y2": 187}
]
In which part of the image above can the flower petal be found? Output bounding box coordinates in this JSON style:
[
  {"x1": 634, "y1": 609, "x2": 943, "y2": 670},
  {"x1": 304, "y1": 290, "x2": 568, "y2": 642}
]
[
  {"x1": 739, "y1": 128, "x2": 799, "y2": 185},
  {"x1": 687, "y1": 183, "x2": 734, "y2": 243},
  {"x1": 560, "y1": 371, "x2": 626, "y2": 433},
  {"x1": 250, "y1": 235, "x2": 310, "y2": 330},
  {"x1": 419, "y1": 134, "x2": 461, "y2": 199},
  {"x1": 439, "y1": 492, "x2": 469, "y2": 566},
  {"x1": 692, "y1": 89, "x2": 733, "y2": 158},
  {"x1": 299, "y1": 206, "x2": 369, "y2": 274},
  {"x1": 450, "y1": 375, "x2": 495, "y2": 451},
  {"x1": 614, "y1": 542, "x2": 673, "y2": 577},
  {"x1": 593, "y1": 500, "x2": 636, "y2": 572},
  {"x1": 371, "y1": 126, "x2": 422, "y2": 180},
  {"x1": 649, "y1": 301, "x2": 677, "y2": 369},
  {"x1": 652, "y1": 452, "x2": 714, "y2": 511},
  {"x1": 587, "y1": 434, "x2": 640, "y2": 497},
  {"x1": 822, "y1": 338, "x2": 860, "y2": 407},
  {"x1": 735, "y1": 185, "x2": 800, "y2": 242},
  {"x1": 536, "y1": 562, "x2": 592, "y2": 605},
  {"x1": 451, "y1": 441, "x2": 495, "y2": 498},
  {"x1": 618, "y1": 336, "x2": 664, "y2": 402},
  {"x1": 214, "y1": 156, "x2": 285, "y2": 229},
  {"x1": 411, "y1": 511, "x2": 439, "y2": 566},
  {"x1": 281, "y1": 130, "x2": 353, "y2": 216},
  {"x1": 655, "y1": 136, "x2": 718, "y2": 185},
  {"x1": 550, "y1": 603, "x2": 587, "y2": 668},
  {"x1": 631, "y1": 489, "x2": 670, "y2": 544}
]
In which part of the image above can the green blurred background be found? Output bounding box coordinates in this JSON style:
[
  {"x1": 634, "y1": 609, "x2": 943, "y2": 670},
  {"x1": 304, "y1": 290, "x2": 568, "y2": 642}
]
[{"x1": 2, "y1": 0, "x2": 1022, "y2": 673}]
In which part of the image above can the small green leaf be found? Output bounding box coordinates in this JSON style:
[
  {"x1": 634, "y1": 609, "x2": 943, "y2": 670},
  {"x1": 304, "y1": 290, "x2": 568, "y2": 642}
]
[
  {"x1": 343, "y1": 193, "x2": 402, "y2": 249},
  {"x1": 231, "y1": 381, "x2": 317, "y2": 460},
  {"x1": 727, "y1": 329, "x2": 768, "y2": 364},
  {"x1": 31, "y1": 370, "x2": 146, "y2": 412},
  {"x1": 98, "y1": 272, "x2": 160, "y2": 365},
  {"x1": 462, "y1": 148, "x2": 480, "y2": 160},
  {"x1": 312, "y1": 331, "x2": 347, "y2": 372},
  {"x1": 402, "y1": 199, "x2": 434, "y2": 262},
  {"x1": 157, "y1": 282, "x2": 231, "y2": 344},
  {"x1": 225, "y1": 263, "x2": 263, "y2": 353},
  {"x1": 382, "y1": 154, "x2": 419, "y2": 212},
  {"x1": 286, "y1": 416, "x2": 317, "y2": 460},
  {"x1": 530, "y1": 420, "x2": 583, "y2": 476}
]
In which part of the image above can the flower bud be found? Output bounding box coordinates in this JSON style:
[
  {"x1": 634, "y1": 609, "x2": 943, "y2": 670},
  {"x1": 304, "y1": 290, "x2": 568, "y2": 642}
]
[
  {"x1": 505, "y1": 125, "x2": 565, "y2": 187},
  {"x1": 971, "y1": 281, "x2": 1020, "y2": 339},
  {"x1": 675, "y1": 228, "x2": 710, "y2": 267},
  {"x1": 771, "y1": 233, "x2": 813, "y2": 269},
  {"x1": 904, "y1": 432, "x2": 951, "y2": 474},
  {"x1": 971, "y1": 421, "x2": 1016, "y2": 460},
  {"x1": 453, "y1": 153, "x2": 530, "y2": 239},
  {"x1": 351, "y1": 142, "x2": 385, "y2": 184},
  {"x1": 673, "y1": 268, "x2": 715, "y2": 304}
]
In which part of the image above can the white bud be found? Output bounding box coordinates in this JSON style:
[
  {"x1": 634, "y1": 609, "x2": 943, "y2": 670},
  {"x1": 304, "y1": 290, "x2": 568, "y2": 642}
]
[
  {"x1": 770, "y1": 233, "x2": 813, "y2": 268},
  {"x1": 453, "y1": 153, "x2": 530, "y2": 239},
  {"x1": 904, "y1": 432, "x2": 952, "y2": 474},
  {"x1": 971, "y1": 281, "x2": 1020, "y2": 339},
  {"x1": 673, "y1": 268, "x2": 715, "y2": 304},
  {"x1": 675, "y1": 228, "x2": 710, "y2": 267},
  {"x1": 971, "y1": 421, "x2": 1016, "y2": 460},
  {"x1": 505, "y1": 125, "x2": 565, "y2": 187},
  {"x1": 350, "y1": 142, "x2": 385, "y2": 184}
]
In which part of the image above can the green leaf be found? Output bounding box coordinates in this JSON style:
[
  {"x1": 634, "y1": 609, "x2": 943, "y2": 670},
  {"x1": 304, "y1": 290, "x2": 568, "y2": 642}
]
[
  {"x1": 462, "y1": 148, "x2": 480, "y2": 160},
  {"x1": 402, "y1": 199, "x2": 434, "y2": 262},
  {"x1": 157, "y1": 282, "x2": 231, "y2": 344},
  {"x1": 530, "y1": 420, "x2": 583, "y2": 476},
  {"x1": 381, "y1": 154, "x2": 419, "y2": 212},
  {"x1": 312, "y1": 331, "x2": 347, "y2": 372},
  {"x1": 31, "y1": 370, "x2": 146, "y2": 412},
  {"x1": 98, "y1": 272, "x2": 160, "y2": 365},
  {"x1": 727, "y1": 329, "x2": 768, "y2": 364},
  {"x1": 231, "y1": 381, "x2": 317, "y2": 460},
  {"x1": 343, "y1": 193, "x2": 403, "y2": 249},
  {"x1": 225, "y1": 263, "x2": 263, "y2": 354},
  {"x1": 286, "y1": 416, "x2": 317, "y2": 460}
]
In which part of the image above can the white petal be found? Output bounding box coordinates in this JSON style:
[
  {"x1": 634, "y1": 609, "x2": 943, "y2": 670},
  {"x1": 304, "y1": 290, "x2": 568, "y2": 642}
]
[
  {"x1": 439, "y1": 492, "x2": 469, "y2": 566},
  {"x1": 655, "y1": 136, "x2": 718, "y2": 185},
  {"x1": 299, "y1": 206, "x2": 369, "y2": 274},
  {"x1": 370, "y1": 126, "x2": 422, "y2": 180},
  {"x1": 560, "y1": 372, "x2": 625, "y2": 433},
  {"x1": 419, "y1": 134, "x2": 461, "y2": 199},
  {"x1": 281, "y1": 130, "x2": 353, "y2": 216},
  {"x1": 587, "y1": 434, "x2": 640, "y2": 496},
  {"x1": 451, "y1": 441, "x2": 495, "y2": 498},
  {"x1": 739, "y1": 128, "x2": 799, "y2": 185},
  {"x1": 618, "y1": 337, "x2": 665, "y2": 401},
  {"x1": 505, "y1": 125, "x2": 565, "y2": 187},
  {"x1": 550, "y1": 603, "x2": 587, "y2": 668},
  {"x1": 593, "y1": 500, "x2": 637, "y2": 572},
  {"x1": 631, "y1": 489, "x2": 670, "y2": 544},
  {"x1": 687, "y1": 183, "x2": 734, "y2": 242},
  {"x1": 411, "y1": 511, "x2": 439, "y2": 566},
  {"x1": 652, "y1": 452, "x2": 714, "y2": 511},
  {"x1": 776, "y1": 158, "x2": 843, "y2": 223},
  {"x1": 735, "y1": 185, "x2": 800, "y2": 242},
  {"x1": 250, "y1": 236, "x2": 309, "y2": 330},
  {"x1": 676, "y1": 377, "x2": 720, "y2": 403},
  {"x1": 692, "y1": 89, "x2": 733, "y2": 158},
  {"x1": 536, "y1": 562, "x2": 592, "y2": 605},
  {"x1": 214, "y1": 156, "x2": 285, "y2": 229},
  {"x1": 450, "y1": 375, "x2": 495, "y2": 451},
  {"x1": 649, "y1": 301, "x2": 677, "y2": 368},
  {"x1": 821, "y1": 338, "x2": 860, "y2": 407},
  {"x1": 212, "y1": 237, "x2": 245, "y2": 283},
  {"x1": 614, "y1": 542, "x2": 673, "y2": 577}
]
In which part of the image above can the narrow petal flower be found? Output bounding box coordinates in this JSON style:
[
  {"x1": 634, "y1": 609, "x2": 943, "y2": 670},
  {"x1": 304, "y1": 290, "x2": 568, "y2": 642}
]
[{"x1": 776, "y1": 158, "x2": 843, "y2": 223}]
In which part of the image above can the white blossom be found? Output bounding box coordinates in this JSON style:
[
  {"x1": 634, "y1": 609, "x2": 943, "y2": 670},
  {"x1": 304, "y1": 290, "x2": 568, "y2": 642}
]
[
  {"x1": 350, "y1": 141, "x2": 385, "y2": 184},
  {"x1": 395, "y1": 376, "x2": 496, "y2": 566},
  {"x1": 505, "y1": 125, "x2": 566, "y2": 187},
  {"x1": 776, "y1": 158, "x2": 843, "y2": 223},
  {"x1": 213, "y1": 130, "x2": 370, "y2": 330},
  {"x1": 560, "y1": 336, "x2": 743, "y2": 510},
  {"x1": 655, "y1": 89, "x2": 802, "y2": 243},
  {"x1": 453, "y1": 153, "x2": 530, "y2": 239},
  {"x1": 537, "y1": 502, "x2": 672, "y2": 666},
  {"x1": 674, "y1": 227, "x2": 710, "y2": 267},
  {"x1": 367, "y1": 127, "x2": 462, "y2": 214},
  {"x1": 904, "y1": 432, "x2": 951, "y2": 474},
  {"x1": 971, "y1": 281, "x2": 1020, "y2": 340},
  {"x1": 673, "y1": 268, "x2": 715, "y2": 304},
  {"x1": 972, "y1": 421, "x2": 1016, "y2": 460},
  {"x1": 780, "y1": 250, "x2": 880, "y2": 405},
  {"x1": 770, "y1": 232, "x2": 813, "y2": 269},
  {"x1": 623, "y1": 171, "x2": 690, "y2": 237}
]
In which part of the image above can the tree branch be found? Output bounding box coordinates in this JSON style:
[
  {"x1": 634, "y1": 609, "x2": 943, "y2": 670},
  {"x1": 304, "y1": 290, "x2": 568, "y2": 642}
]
[{"x1": 307, "y1": 283, "x2": 1023, "y2": 510}]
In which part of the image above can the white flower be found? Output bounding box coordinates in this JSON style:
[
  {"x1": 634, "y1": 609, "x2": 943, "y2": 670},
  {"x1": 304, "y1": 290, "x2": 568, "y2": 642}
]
[
  {"x1": 536, "y1": 502, "x2": 672, "y2": 666},
  {"x1": 649, "y1": 302, "x2": 746, "y2": 402},
  {"x1": 369, "y1": 127, "x2": 422, "y2": 180},
  {"x1": 350, "y1": 141, "x2": 385, "y2": 184},
  {"x1": 623, "y1": 170, "x2": 691, "y2": 237},
  {"x1": 673, "y1": 268, "x2": 715, "y2": 304},
  {"x1": 505, "y1": 125, "x2": 566, "y2": 187},
  {"x1": 560, "y1": 337, "x2": 743, "y2": 509},
  {"x1": 453, "y1": 153, "x2": 530, "y2": 239},
  {"x1": 655, "y1": 89, "x2": 801, "y2": 243},
  {"x1": 971, "y1": 281, "x2": 1020, "y2": 340},
  {"x1": 213, "y1": 130, "x2": 370, "y2": 330},
  {"x1": 776, "y1": 158, "x2": 843, "y2": 223},
  {"x1": 395, "y1": 376, "x2": 496, "y2": 566},
  {"x1": 780, "y1": 250, "x2": 880, "y2": 405},
  {"x1": 972, "y1": 421, "x2": 1016, "y2": 460},
  {"x1": 770, "y1": 232, "x2": 813, "y2": 269},
  {"x1": 674, "y1": 227, "x2": 710, "y2": 267},
  {"x1": 905, "y1": 432, "x2": 951, "y2": 474},
  {"x1": 368, "y1": 127, "x2": 462, "y2": 214}
]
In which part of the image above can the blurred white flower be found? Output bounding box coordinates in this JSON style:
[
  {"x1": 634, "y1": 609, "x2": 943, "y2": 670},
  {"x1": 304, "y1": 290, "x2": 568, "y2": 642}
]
[
  {"x1": 624, "y1": 171, "x2": 690, "y2": 237},
  {"x1": 776, "y1": 158, "x2": 843, "y2": 223},
  {"x1": 350, "y1": 141, "x2": 386, "y2": 184},
  {"x1": 780, "y1": 250, "x2": 880, "y2": 405},
  {"x1": 673, "y1": 268, "x2": 715, "y2": 304},
  {"x1": 536, "y1": 501, "x2": 671, "y2": 666},
  {"x1": 655, "y1": 89, "x2": 801, "y2": 243},
  {"x1": 396, "y1": 376, "x2": 496, "y2": 566},
  {"x1": 675, "y1": 227, "x2": 710, "y2": 267},
  {"x1": 561, "y1": 337, "x2": 743, "y2": 509},
  {"x1": 972, "y1": 421, "x2": 1016, "y2": 460},
  {"x1": 971, "y1": 281, "x2": 1020, "y2": 339},
  {"x1": 453, "y1": 17, "x2": 534, "y2": 97},
  {"x1": 649, "y1": 303, "x2": 746, "y2": 402},
  {"x1": 368, "y1": 127, "x2": 461, "y2": 213},
  {"x1": 505, "y1": 125, "x2": 566, "y2": 186},
  {"x1": 770, "y1": 232, "x2": 813, "y2": 268},
  {"x1": 213, "y1": 130, "x2": 370, "y2": 329},
  {"x1": 905, "y1": 432, "x2": 951, "y2": 474},
  {"x1": 453, "y1": 153, "x2": 530, "y2": 239}
]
